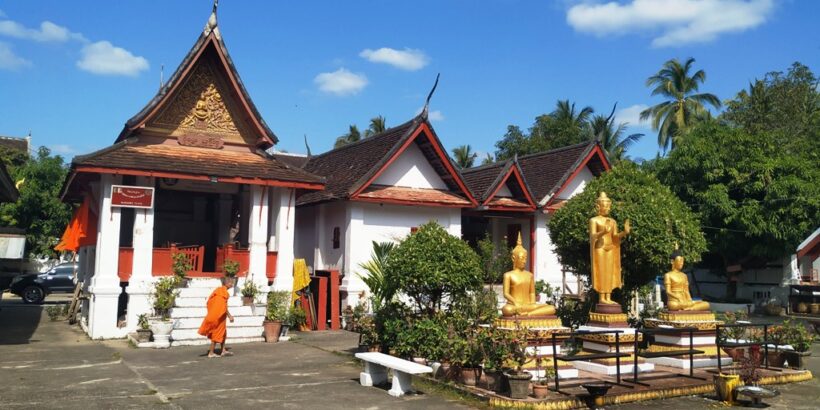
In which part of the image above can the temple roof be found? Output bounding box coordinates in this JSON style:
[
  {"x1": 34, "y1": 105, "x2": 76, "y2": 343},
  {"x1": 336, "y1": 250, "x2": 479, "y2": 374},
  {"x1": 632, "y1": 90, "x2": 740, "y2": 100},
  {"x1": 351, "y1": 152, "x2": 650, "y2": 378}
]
[
  {"x1": 116, "y1": 13, "x2": 277, "y2": 149},
  {"x1": 68, "y1": 139, "x2": 323, "y2": 189},
  {"x1": 463, "y1": 141, "x2": 609, "y2": 209},
  {"x1": 297, "y1": 115, "x2": 476, "y2": 207},
  {"x1": 0, "y1": 136, "x2": 29, "y2": 154}
]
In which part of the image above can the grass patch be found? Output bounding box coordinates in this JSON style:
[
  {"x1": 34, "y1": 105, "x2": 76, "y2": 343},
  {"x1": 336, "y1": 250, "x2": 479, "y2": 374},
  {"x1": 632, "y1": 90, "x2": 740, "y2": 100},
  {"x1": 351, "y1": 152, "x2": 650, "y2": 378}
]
[{"x1": 415, "y1": 377, "x2": 492, "y2": 409}]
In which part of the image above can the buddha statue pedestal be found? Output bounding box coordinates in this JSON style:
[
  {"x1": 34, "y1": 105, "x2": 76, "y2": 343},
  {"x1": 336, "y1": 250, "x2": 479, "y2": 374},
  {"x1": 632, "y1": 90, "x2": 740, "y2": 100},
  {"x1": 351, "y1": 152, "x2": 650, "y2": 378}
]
[
  {"x1": 643, "y1": 311, "x2": 732, "y2": 369},
  {"x1": 491, "y1": 321, "x2": 578, "y2": 380},
  {"x1": 570, "y1": 304, "x2": 655, "y2": 375}
]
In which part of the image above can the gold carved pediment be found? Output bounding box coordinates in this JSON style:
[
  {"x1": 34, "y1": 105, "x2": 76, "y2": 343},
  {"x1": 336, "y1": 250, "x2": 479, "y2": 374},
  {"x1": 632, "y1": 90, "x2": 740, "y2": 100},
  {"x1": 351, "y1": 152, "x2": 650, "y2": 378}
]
[{"x1": 153, "y1": 62, "x2": 249, "y2": 143}]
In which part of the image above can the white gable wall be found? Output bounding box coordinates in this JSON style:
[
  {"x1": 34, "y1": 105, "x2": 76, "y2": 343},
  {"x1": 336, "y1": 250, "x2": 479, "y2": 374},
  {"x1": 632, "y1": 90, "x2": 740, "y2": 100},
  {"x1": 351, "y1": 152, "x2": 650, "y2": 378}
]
[
  {"x1": 372, "y1": 143, "x2": 447, "y2": 189},
  {"x1": 495, "y1": 184, "x2": 513, "y2": 198},
  {"x1": 341, "y1": 201, "x2": 461, "y2": 306},
  {"x1": 556, "y1": 166, "x2": 593, "y2": 200}
]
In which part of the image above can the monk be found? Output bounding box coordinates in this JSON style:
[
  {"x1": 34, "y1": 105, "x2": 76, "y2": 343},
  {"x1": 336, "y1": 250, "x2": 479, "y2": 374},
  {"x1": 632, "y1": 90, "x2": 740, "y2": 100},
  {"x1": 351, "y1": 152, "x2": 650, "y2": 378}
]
[{"x1": 198, "y1": 276, "x2": 235, "y2": 358}]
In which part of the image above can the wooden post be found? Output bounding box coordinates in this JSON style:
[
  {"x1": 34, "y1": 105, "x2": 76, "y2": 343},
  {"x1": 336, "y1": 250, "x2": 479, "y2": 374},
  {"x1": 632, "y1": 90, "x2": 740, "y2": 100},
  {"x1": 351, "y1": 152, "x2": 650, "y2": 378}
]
[{"x1": 330, "y1": 269, "x2": 340, "y2": 330}]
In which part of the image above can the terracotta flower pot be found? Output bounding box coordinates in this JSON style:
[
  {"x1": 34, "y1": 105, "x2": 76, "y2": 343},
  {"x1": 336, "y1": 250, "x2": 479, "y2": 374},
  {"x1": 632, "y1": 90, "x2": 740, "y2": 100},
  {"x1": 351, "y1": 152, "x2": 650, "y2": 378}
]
[
  {"x1": 263, "y1": 320, "x2": 282, "y2": 343},
  {"x1": 723, "y1": 347, "x2": 745, "y2": 361},
  {"x1": 532, "y1": 383, "x2": 550, "y2": 399},
  {"x1": 767, "y1": 351, "x2": 786, "y2": 367},
  {"x1": 242, "y1": 296, "x2": 254, "y2": 306},
  {"x1": 504, "y1": 371, "x2": 533, "y2": 400},
  {"x1": 459, "y1": 367, "x2": 481, "y2": 386}
]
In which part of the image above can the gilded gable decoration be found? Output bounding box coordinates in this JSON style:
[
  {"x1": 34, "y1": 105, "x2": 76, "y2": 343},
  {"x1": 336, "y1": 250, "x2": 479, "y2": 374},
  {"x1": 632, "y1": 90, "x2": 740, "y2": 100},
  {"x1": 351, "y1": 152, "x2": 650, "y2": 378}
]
[{"x1": 154, "y1": 62, "x2": 240, "y2": 134}]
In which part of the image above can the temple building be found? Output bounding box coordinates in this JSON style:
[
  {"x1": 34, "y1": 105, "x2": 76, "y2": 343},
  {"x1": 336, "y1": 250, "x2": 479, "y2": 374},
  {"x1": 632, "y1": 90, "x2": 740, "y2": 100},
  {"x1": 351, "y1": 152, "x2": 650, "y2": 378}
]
[
  {"x1": 61, "y1": 7, "x2": 610, "y2": 339},
  {"x1": 61, "y1": 11, "x2": 324, "y2": 339}
]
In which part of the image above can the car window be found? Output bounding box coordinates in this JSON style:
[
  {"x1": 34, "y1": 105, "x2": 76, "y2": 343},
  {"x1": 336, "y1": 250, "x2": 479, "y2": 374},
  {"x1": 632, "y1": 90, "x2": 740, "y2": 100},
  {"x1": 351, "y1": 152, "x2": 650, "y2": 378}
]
[{"x1": 55, "y1": 266, "x2": 76, "y2": 276}]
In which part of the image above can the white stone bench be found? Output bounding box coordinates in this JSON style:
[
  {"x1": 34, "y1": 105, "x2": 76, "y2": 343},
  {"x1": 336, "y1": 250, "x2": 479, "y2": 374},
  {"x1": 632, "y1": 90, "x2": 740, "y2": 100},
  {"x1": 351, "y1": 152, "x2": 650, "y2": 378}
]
[{"x1": 354, "y1": 352, "x2": 433, "y2": 397}]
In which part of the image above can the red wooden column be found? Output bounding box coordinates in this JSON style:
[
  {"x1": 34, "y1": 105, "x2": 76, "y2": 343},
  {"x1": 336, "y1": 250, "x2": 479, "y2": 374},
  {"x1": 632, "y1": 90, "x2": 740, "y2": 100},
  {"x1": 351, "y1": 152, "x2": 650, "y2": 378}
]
[
  {"x1": 329, "y1": 270, "x2": 340, "y2": 330},
  {"x1": 314, "y1": 276, "x2": 328, "y2": 331}
]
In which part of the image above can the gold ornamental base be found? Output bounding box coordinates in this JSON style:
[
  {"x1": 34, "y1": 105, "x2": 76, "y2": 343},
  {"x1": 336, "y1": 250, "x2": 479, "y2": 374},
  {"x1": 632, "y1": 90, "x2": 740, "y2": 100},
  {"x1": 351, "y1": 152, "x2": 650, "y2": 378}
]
[
  {"x1": 494, "y1": 315, "x2": 563, "y2": 329},
  {"x1": 658, "y1": 311, "x2": 717, "y2": 322}
]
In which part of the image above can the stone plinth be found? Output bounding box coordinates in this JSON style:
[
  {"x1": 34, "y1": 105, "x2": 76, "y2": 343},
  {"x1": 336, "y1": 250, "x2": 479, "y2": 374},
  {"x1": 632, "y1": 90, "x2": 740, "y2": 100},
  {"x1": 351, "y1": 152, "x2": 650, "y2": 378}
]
[
  {"x1": 494, "y1": 315, "x2": 563, "y2": 329},
  {"x1": 643, "y1": 310, "x2": 731, "y2": 369},
  {"x1": 572, "y1": 324, "x2": 655, "y2": 375},
  {"x1": 493, "y1": 319, "x2": 579, "y2": 380}
]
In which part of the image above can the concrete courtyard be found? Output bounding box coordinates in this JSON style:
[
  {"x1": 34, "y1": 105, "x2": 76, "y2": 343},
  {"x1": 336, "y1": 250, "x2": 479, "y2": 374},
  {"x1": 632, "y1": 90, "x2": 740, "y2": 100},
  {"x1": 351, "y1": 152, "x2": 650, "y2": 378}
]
[{"x1": 1, "y1": 293, "x2": 818, "y2": 409}]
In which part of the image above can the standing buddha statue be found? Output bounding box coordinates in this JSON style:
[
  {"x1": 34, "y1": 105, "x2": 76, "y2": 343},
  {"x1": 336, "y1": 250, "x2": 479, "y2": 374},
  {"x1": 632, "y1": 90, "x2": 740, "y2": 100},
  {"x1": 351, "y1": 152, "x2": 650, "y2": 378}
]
[
  {"x1": 501, "y1": 233, "x2": 555, "y2": 317},
  {"x1": 589, "y1": 192, "x2": 630, "y2": 305}
]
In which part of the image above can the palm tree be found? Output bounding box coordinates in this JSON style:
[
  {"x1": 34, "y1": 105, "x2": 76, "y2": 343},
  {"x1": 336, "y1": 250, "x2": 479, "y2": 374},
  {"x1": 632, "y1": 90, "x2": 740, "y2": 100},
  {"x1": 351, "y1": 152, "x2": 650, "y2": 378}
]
[
  {"x1": 364, "y1": 115, "x2": 387, "y2": 137},
  {"x1": 552, "y1": 100, "x2": 594, "y2": 127},
  {"x1": 640, "y1": 57, "x2": 721, "y2": 152},
  {"x1": 333, "y1": 124, "x2": 361, "y2": 148},
  {"x1": 589, "y1": 104, "x2": 643, "y2": 162},
  {"x1": 452, "y1": 145, "x2": 478, "y2": 168},
  {"x1": 481, "y1": 153, "x2": 494, "y2": 166}
]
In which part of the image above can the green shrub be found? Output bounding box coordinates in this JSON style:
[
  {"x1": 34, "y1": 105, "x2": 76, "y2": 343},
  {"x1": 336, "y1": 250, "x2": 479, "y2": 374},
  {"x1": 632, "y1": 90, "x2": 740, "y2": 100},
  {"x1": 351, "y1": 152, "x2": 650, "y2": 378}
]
[
  {"x1": 384, "y1": 221, "x2": 483, "y2": 315},
  {"x1": 357, "y1": 241, "x2": 397, "y2": 312},
  {"x1": 171, "y1": 253, "x2": 192, "y2": 285},
  {"x1": 265, "y1": 291, "x2": 290, "y2": 322},
  {"x1": 151, "y1": 277, "x2": 179, "y2": 320},
  {"x1": 137, "y1": 313, "x2": 150, "y2": 330},
  {"x1": 223, "y1": 260, "x2": 240, "y2": 278}
]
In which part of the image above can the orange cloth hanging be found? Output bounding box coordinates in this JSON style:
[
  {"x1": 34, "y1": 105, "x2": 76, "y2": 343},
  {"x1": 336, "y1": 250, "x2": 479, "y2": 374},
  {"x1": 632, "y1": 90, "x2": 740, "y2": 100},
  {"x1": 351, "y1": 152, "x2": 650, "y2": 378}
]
[
  {"x1": 198, "y1": 286, "x2": 230, "y2": 343},
  {"x1": 55, "y1": 196, "x2": 97, "y2": 252}
]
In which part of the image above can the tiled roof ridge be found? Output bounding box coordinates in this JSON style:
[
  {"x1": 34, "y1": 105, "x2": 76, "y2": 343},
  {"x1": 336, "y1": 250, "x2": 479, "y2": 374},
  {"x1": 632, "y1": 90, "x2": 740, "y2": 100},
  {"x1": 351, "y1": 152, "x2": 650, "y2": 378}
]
[
  {"x1": 308, "y1": 116, "x2": 419, "y2": 160},
  {"x1": 72, "y1": 138, "x2": 136, "y2": 164},
  {"x1": 516, "y1": 140, "x2": 594, "y2": 162}
]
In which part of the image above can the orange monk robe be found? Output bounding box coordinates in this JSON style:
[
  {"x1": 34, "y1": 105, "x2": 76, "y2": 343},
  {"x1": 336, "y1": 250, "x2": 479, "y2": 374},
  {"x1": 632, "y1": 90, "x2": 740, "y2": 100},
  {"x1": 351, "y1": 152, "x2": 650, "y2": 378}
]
[{"x1": 198, "y1": 286, "x2": 229, "y2": 343}]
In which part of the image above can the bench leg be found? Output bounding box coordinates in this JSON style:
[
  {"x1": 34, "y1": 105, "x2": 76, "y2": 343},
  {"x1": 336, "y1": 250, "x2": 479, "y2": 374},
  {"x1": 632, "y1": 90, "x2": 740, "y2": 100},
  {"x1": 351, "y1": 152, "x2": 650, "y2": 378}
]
[
  {"x1": 389, "y1": 371, "x2": 414, "y2": 397},
  {"x1": 360, "y1": 362, "x2": 388, "y2": 387}
]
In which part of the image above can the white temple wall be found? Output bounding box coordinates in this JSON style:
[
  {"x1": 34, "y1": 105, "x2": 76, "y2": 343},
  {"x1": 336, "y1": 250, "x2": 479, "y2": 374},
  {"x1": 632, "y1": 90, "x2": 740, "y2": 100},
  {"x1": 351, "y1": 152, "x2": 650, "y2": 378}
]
[
  {"x1": 372, "y1": 143, "x2": 447, "y2": 189},
  {"x1": 555, "y1": 166, "x2": 593, "y2": 200}
]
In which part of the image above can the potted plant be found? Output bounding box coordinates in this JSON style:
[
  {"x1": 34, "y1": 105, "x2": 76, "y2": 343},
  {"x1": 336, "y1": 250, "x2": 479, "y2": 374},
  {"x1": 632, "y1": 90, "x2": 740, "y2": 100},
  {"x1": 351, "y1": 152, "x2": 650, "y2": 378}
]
[
  {"x1": 739, "y1": 351, "x2": 761, "y2": 386},
  {"x1": 503, "y1": 325, "x2": 533, "y2": 399},
  {"x1": 263, "y1": 290, "x2": 289, "y2": 343},
  {"x1": 784, "y1": 320, "x2": 814, "y2": 369},
  {"x1": 720, "y1": 311, "x2": 748, "y2": 361},
  {"x1": 356, "y1": 315, "x2": 379, "y2": 352},
  {"x1": 150, "y1": 277, "x2": 179, "y2": 348},
  {"x1": 531, "y1": 356, "x2": 554, "y2": 399},
  {"x1": 479, "y1": 324, "x2": 512, "y2": 392},
  {"x1": 136, "y1": 313, "x2": 152, "y2": 343},
  {"x1": 766, "y1": 325, "x2": 788, "y2": 367},
  {"x1": 290, "y1": 304, "x2": 308, "y2": 332},
  {"x1": 241, "y1": 279, "x2": 260, "y2": 306},
  {"x1": 223, "y1": 260, "x2": 240, "y2": 279},
  {"x1": 171, "y1": 253, "x2": 192, "y2": 288}
]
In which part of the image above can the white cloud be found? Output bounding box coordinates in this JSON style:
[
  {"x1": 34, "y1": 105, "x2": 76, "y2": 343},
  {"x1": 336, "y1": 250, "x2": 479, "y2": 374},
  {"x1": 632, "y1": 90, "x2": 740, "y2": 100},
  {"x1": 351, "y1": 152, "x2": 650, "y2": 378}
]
[
  {"x1": 360, "y1": 47, "x2": 429, "y2": 71},
  {"x1": 615, "y1": 104, "x2": 649, "y2": 126},
  {"x1": 566, "y1": 0, "x2": 774, "y2": 47},
  {"x1": 0, "y1": 41, "x2": 30, "y2": 70},
  {"x1": 77, "y1": 41, "x2": 149, "y2": 76},
  {"x1": 0, "y1": 20, "x2": 86, "y2": 42},
  {"x1": 314, "y1": 68, "x2": 368, "y2": 96},
  {"x1": 50, "y1": 144, "x2": 76, "y2": 155}
]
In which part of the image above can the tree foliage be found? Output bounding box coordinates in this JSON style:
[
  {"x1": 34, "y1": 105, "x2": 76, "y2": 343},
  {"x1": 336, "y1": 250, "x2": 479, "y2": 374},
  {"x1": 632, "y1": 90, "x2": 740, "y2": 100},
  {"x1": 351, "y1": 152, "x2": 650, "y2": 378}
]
[
  {"x1": 452, "y1": 144, "x2": 478, "y2": 168},
  {"x1": 651, "y1": 121, "x2": 820, "y2": 267},
  {"x1": 589, "y1": 104, "x2": 643, "y2": 162},
  {"x1": 495, "y1": 100, "x2": 595, "y2": 160},
  {"x1": 0, "y1": 147, "x2": 72, "y2": 258},
  {"x1": 384, "y1": 221, "x2": 483, "y2": 315},
  {"x1": 549, "y1": 163, "x2": 706, "y2": 297},
  {"x1": 334, "y1": 125, "x2": 361, "y2": 148},
  {"x1": 640, "y1": 57, "x2": 721, "y2": 152}
]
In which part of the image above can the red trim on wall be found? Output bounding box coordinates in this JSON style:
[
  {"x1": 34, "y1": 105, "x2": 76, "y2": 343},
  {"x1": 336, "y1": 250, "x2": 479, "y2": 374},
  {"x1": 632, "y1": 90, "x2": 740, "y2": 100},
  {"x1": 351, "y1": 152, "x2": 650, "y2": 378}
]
[
  {"x1": 544, "y1": 145, "x2": 611, "y2": 208},
  {"x1": 73, "y1": 166, "x2": 324, "y2": 190},
  {"x1": 350, "y1": 123, "x2": 478, "y2": 206}
]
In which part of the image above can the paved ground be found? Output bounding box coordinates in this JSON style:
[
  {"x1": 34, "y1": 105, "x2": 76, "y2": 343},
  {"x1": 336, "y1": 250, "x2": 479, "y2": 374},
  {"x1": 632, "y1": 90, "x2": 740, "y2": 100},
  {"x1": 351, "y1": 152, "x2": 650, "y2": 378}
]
[
  {"x1": 1, "y1": 293, "x2": 817, "y2": 409},
  {"x1": 0, "y1": 294, "x2": 470, "y2": 409}
]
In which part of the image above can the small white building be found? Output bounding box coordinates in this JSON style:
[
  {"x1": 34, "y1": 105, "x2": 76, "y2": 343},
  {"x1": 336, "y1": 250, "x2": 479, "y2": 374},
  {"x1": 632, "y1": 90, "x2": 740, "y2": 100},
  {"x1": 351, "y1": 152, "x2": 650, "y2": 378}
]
[
  {"x1": 461, "y1": 142, "x2": 611, "y2": 292},
  {"x1": 292, "y1": 116, "x2": 479, "y2": 305}
]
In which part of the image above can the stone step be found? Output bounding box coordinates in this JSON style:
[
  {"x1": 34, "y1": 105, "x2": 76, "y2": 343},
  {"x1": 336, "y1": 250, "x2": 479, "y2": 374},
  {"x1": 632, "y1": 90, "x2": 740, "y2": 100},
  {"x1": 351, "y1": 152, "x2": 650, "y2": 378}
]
[
  {"x1": 171, "y1": 336, "x2": 265, "y2": 347},
  {"x1": 185, "y1": 279, "x2": 224, "y2": 288},
  {"x1": 170, "y1": 305, "x2": 257, "y2": 318},
  {"x1": 171, "y1": 326, "x2": 263, "y2": 341},
  {"x1": 173, "y1": 315, "x2": 265, "y2": 329},
  {"x1": 175, "y1": 296, "x2": 246, "y2": 308},
  {"x1": 178, "y1": 286, "x2": 232, "y2": 298}
]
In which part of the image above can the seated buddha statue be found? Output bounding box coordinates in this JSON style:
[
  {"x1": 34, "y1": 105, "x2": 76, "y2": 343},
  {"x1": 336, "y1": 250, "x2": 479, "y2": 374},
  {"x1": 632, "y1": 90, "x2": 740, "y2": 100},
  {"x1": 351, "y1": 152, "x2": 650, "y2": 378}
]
[
  {"x1": 501, "y1": 233, "x2": 555, "y2": 317},
  {"x1": 664, "y1": 246, "x2": 710, "y2": 311}
]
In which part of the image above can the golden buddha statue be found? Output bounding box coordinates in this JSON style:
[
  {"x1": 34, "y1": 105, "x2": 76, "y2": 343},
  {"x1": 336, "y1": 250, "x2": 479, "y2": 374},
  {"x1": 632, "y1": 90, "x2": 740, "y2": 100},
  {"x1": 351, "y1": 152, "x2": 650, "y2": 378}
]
[
  {"x1": 501, "y1": 233, "x2": 555, "y2": 317},
  {"x1": 589, "y1": 192, "x2": 630, "y2": 305},
  {"x1": 664, "y1": 245, "x2": 709, "y2": 311}
]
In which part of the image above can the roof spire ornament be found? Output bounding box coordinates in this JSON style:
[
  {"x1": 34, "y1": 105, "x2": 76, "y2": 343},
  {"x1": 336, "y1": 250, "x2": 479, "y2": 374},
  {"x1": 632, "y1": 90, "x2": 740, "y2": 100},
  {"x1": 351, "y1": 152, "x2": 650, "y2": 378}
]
[
  {"x1": 420, "y1": 73, "x2": 440, "y2": 120},
  {"x1": 204, "y1": 0, "x2": 219, "y2": 36}
]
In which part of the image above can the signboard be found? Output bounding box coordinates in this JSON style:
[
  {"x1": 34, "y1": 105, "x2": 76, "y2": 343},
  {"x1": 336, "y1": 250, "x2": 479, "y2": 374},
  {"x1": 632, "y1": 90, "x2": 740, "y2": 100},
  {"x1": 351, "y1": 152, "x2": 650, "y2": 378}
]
[
  {"x1": 111, "y1": 185, "x2": 155, "y2": 209},
  {"x1": 0, "y1": 234, "x2": 25, "y2": 259}
]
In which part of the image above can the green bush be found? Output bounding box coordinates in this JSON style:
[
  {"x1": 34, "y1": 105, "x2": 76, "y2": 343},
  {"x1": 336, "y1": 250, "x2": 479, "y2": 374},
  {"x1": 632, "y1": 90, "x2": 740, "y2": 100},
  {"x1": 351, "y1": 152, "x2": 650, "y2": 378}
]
[
  {"x1": 384, "y1": 221, "x2": 483, "y2": 315},
  {"x1": 549, "y1": 163, "x2": 706, "y2": 300},
  {"x1": 265, "y1": 291, "x2": 290, "y2": 322},
  {"x1": 394, "y1": 314, "x2": 449, "y2": 361},
  {"x1": 151, "y1": 277, "x2": 179, "y2": 320}
]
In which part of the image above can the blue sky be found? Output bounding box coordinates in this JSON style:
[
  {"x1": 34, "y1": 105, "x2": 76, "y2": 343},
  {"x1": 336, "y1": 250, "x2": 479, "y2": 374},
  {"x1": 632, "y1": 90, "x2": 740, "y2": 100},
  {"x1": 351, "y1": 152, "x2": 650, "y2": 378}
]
[{"x1": 0, "y1": 1, "x2": 817, "y2": 162}]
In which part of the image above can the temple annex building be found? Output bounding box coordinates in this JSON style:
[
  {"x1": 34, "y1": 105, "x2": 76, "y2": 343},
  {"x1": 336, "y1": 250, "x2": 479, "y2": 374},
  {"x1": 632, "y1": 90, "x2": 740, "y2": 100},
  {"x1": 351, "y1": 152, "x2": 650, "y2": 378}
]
[{"x1": 61, "y1": 9, "x2": 609, "y2": 340}]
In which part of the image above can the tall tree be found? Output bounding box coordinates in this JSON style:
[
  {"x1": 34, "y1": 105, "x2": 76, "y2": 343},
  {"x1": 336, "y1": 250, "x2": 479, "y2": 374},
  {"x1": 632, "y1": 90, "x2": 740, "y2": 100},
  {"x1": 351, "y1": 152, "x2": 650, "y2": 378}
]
[
  {"x1": 639, "y1": 57, "x2": 721, "y2": 152},
  {"x1": 0, "y1": 147, "x2": 72, "y2": 258},
  {"x1": 452, "y1": 145, "x2": 478, "y2": 169},
  {"x1": 364, "y1": 115, "x2": 387, "y2": 137},
  {"x1": 481, "y1": 153, "x2": 494, "y2": 166},
  {"x1": 589, "y1": 104, "x2": 643, "y2": 162},
  {"x1": 495, "y1": 100, "x2": 594, "y2": 160},
  {"x1": 333, "y1": 124, "x2": 361, "y2": 148}
]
